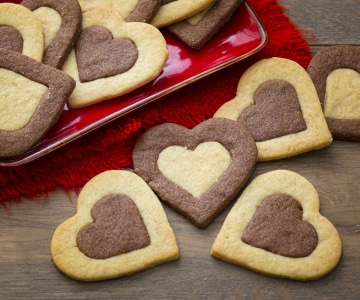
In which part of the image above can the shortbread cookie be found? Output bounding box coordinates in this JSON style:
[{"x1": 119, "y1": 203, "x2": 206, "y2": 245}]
[
  {"x1": 151, "y1": 0, "x2": 216, "y2": 28},
  {"x1": 78, "y1": 0, "x2": 162, "y2": 23},
  {"x1": 21, "y1": 0, "x2": 82, "y2": 69},
  {"x1": 132, "y1": 118, "x2": 257, "y2": 228},
  {"x1": 62, "y1": 7, "x2": 168, "y2": 108},
  {"x1": 168, "y1": 0, "x2": 243, "y2": 51},
  {"x1": 0, "y1": 48, "x2": 75, "y2": 159},
  {"x1": 307, "y1": 45, "x2": 360, "y2": 141},
  {"x1": 211, "y1": 170, "x2": 342, "y2": 281},
  {"x1": 214, "y1": 57, "x2": 332, "y2": 161},
  {"x1": 0, "y1": 3, "x2": 43, "y2": 60},
  {"x1": 51, "y1": 170, "x2": 179, "y2": 281}
]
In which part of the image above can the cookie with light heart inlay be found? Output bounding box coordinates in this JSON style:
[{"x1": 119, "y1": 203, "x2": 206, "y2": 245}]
[
  {"x1": 211, "y1": 170, "x2": 342, "y2": 281},
  {"x1": 132, "y1": 117, "x2": 258, "y2": 228},
  {"x1": 21, "y1": 0, "x2": 82, "y2": 69},
  {"x1": 307, "y1": 45, "x2": 360, "y2": 141},
  {"x1": 214, "y1": 57, "x2": 332, "y2": 161},
  {"x1": 51, "y1": 170, "x2": 179, "y2": 282},
  {"x1": 62, "y1": 6, "x2": 168, "y2": 109}
]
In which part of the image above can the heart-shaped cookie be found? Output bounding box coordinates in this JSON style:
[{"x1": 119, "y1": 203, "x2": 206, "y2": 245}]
[
  {"x1": 151, "y1": 0, "x2": 216, "y2": 28},
  {"x1": 78, "y1": 0, "x2": 162, "y2": 23},
  {"x1": 51, "y1": 170, "x2": 179, "y2": 281},
  {"x1": 21, "y1": 0, "x2": 82, "y2": 69},
  {"x1": 307, "y1": 45, "x2": 360, "y2": 141},
  {"x1": 211, "y1": 170, "x2": 342, "y2": 281},
  {"x1": 132, "y1": 117, "x2": 257, "y2": 228},
  {"x1": 0, "y1": 3, "x2": 43, "y2": 61},
  {"x1": 0, "y1": 48, "x2": 75, "y2": 159},
  {"x1": 168, "y1": 0, "x2": 243, "y2": 51},
  {"x1": 214, "y1": 57, "x2": 332, "y2": 161},
  {"x1": 62, "y1": 7, "x2": 168, "y2": 108}
]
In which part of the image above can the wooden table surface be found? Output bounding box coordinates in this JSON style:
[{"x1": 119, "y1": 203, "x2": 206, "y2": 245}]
[{"x1": 1, "y1": 1, "x2": 359, "y2": 299}]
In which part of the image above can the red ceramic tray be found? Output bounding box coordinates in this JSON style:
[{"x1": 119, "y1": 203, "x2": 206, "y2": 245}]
[{"x1": 1, "y1": 1, "x2": 267, "y2": 166}]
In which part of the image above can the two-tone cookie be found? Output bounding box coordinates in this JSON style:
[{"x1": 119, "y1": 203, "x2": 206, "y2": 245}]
[
  {"x1": 62, "y1": 7, "x2": 168, "y2": 108},
  {"x1": 211, "y1": 170, "x2": 342, "y2": 281},
  {"x1": 132, "y1": 117, "x2": 257, "y2": 228},
  {"x1": 214, "y1": 57, "x2": 333, "y2": 161},
  {"x1": 51, "y1": 170, "x2": 179, "y2": 281},
  {"x1": 307, "y1": 45, "x2": 360, "y2": 141},
  {"x1": 21, "y1": 0, "x2": 82, "y2": 69}
]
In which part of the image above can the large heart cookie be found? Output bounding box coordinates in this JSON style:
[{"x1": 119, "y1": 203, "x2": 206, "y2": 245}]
[
  {"x1": 211, "y1": 170, "x2": 342, "y2": 281},
  {"x1": 151, "y1": 0, "x2": 216, "y2": 28},
  {"x1": 62, "y1": 7, "x2": 168, "y2": 108},
  {"x1": 214, "y1": 57, "x2": 332, "y2": 161},
  {"x1": 132, "y1": 118, "x2": 257, "y2": 228},
  {"x1": 168, "y1": 0, "x2": 243, "y2": 51},
  {"x1": 21, "y1": 0, "x2": 82, "y2": 69},
  {"x1": 0, "y1": 48, "x2": 75, "y2": 159},
  {"x1": 307, "y1": 45, "x2": 360, "y2": 141},
  {"x1": 0, "y1": 3, "x2": 43, "y2": 60},
  {"x1": 51, "y1": 170, "x2": 179, "y2": 281},
  {"x1": 78, "y1": 0, "x2": 162, "y2": 23}
]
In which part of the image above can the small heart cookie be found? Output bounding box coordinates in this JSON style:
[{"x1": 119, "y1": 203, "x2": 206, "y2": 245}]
[
  {"x1": 0, "y1": 3, "x2": 43, "y2": 60},
  {"x1": 0, "y1": 48, "x2": 75, "y2": 159},
  {"x1": 151, "y1": 0, "x2": 216, "y2": 28},
  {"x1": 168, "y1": 0, "x2": 243, "y2": 51},
  {"x1": 51, "y1": 170, "x2": 179, "y2": 281},
  {"x1": 132, "y1": 118, "x2": 257, "y2": 228},
  {"x1": 214, "y1": 57, "x2": 332, "y2": 161},
  {"x1": 21, "y1": 0, "x2": 82, "y2": 69},
  {"x1": 78, "y1": 0, "x2": 162, "y2": 23},
  {"x1": 62, "y1": 7, "x2": 168, "y2": 108},
  {"x1": 307, "y1": 45, "x2": 360, "y2": 141},
  {"x1": 211, "y1": 170, "x2": 342, "y2": 281}
]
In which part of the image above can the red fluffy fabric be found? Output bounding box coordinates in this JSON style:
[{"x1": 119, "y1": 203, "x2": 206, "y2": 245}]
[{"x1": 0, "y1": 0, "x2": 311, "y2": 204}]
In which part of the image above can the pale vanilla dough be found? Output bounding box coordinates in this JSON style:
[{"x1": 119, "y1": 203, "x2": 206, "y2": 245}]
[
  {"x1": 151, "y1": 0, "x2": 216, "y2": 28},
  {"x1": 78, "y1": 0, "x2": 138, "y2": 18},
  {"x1": 211, "y1": 170, "x2": 342, "y2": 281},
  {"x1": 51, "y1": 170, "x2": 179, "y2": 281},
  {"x1": 214, "y1": 57, "x2": 332, "y2": 161},
  {"x1": 62, "y1": 7, "x2": 168, "y2": 108},
  {"x1": 0, "y1": 68, "x2": 47, "y2": 132},
  {"x1": 32, "y1": 7, "x2": 62, "y2": 49},
  {"x1": 187, "y1": 1, "x2": 215, "y2": 25},
  {"x1": 0, "y1": 3, "x2": 44, "y2": 61},
  {"x1": 324, "y1": 68, "x2": 360, "y2": 119},
  {"x1": 157, "y1": 142, "x2": 232, "y2": 198}
]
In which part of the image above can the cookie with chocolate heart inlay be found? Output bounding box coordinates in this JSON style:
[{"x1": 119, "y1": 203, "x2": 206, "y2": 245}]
[
  {"x1": 214, "y1": 57, "x2": 332, "y2": 161},
  {"x1": 75, "y1": 25, "x2": 137, "y2": 82},
  {"x1": 51, "y1": 170, "x2": 179, "y2": 282},
  {"x1": 21, "y1": 0, "x2": 82, "y2": 69},
  {"x1": 0, "y1": 3, "x2": 43, "y2": 61},
  {"x1": 168, "y1": 0, "x2": 243, "y2": 51},
  {"x1": 0, "y1": 48, "x2": 75, "y2": 159},
  {"x1": 307, "y1": 45, "x2": 360, "y2": 141},
  {"x1": 211, "y1": 170, "x2": 342, "y2": 281},
  {"x1": 62, "y1": 7, "x2": 168, "y2": 109},
  {"x1": 78, "y1": 0, "x2": 162, "y2": 23},
  {"x1": 132, "y1": 117, "x2": 257, "y2": 228}
]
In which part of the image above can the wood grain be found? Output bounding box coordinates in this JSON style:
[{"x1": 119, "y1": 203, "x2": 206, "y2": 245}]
[{"x1": 1, "y1": 1, "x2": 359, "y2": 299}]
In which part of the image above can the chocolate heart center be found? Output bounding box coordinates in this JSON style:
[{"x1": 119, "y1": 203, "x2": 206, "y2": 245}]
[
  {"x1": 239, "y1": 80, "x2": 307, "y2": 141},
  {"x1": 75, "y1": 25, "x2": 138, "y2": 83},
  {"x1": 0, "y1": 26, "x2": 23, "y2": 53},
  {"x1": 241, "y1": 194, "x2": 318, "y2": 258},
  {"x1": 77, "y1": 194, "x2": 151, "y2": 259}
]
